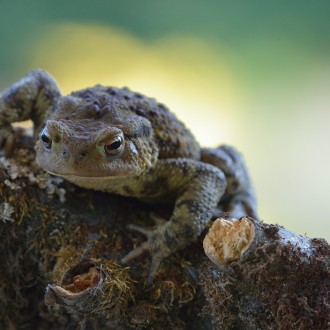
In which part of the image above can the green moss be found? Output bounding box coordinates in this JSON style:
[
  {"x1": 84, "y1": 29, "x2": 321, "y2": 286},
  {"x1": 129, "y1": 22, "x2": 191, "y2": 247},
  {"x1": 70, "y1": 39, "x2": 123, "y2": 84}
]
[{"x1": 0, "y1": 131, "x2": 206, "y2": 329}]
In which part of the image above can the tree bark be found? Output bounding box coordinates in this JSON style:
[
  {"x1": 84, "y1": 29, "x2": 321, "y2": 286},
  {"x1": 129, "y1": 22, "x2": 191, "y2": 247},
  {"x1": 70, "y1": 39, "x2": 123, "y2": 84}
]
[
  {"x1": 202, "y1": 217, "x2": 329, "y2": 329},
  {"x1": 0, "y1": 128, "x2": 329, "y2": 329}
]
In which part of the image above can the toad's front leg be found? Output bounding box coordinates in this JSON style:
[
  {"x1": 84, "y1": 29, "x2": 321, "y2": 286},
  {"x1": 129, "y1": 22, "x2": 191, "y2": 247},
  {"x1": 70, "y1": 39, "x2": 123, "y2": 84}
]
[
  {"x1": 0, "y1": 70, "x2": 61, "y2": 155},
  {"x1": 121, "y1": 158, "x2": 227, "y2": 283}
]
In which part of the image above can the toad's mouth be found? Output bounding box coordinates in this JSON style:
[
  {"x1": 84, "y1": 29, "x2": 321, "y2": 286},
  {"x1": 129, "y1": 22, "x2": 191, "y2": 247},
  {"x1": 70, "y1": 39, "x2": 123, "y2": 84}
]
[
  {"x1": 36, "y1": 155, "x2": 138, "y2": 180},
  {"x1": 35, "y1": 147, "x2": 141, "y2": 180},
  {"x1": 44, "y1": 169, "x2": 134, "y2": 180}
]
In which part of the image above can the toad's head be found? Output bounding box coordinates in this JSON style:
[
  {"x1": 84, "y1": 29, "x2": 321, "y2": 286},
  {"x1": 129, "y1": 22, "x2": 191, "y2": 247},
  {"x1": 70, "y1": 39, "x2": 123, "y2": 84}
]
[{"x1": 35, "y1": 87, "x2": 158, "y2": 184}]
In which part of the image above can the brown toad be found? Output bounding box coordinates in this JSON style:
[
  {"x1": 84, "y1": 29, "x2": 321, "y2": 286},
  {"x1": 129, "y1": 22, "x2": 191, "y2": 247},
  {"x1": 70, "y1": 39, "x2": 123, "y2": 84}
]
[{"x1": 0, "y1": 70, "x2": 257, "y2": 281}]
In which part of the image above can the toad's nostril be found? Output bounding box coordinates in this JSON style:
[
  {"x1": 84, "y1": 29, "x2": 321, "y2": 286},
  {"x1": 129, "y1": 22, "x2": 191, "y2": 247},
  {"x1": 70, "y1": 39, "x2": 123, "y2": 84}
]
[
  {"x1": 79, "y1": 151, "x2": 88, "y2": 161},
  {"x1": 62, "y1": 149, "x2": 70, "y2": 159}
]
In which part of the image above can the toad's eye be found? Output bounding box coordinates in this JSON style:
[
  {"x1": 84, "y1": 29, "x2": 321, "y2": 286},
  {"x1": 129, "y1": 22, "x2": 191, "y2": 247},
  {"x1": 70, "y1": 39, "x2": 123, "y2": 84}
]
[
  {"x1": 104, "y1": 136, "x2": 123, "y2": 155},
  {"x1": 40, "y1": 129, "x2": 52, "y2": 149}
]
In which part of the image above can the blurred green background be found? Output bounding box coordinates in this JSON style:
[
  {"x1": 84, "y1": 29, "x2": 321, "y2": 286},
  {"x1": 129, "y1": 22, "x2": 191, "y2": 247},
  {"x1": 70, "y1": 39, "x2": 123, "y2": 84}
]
[{"x1": 1, "y1": 0, "x2": 329, "y2": 240}]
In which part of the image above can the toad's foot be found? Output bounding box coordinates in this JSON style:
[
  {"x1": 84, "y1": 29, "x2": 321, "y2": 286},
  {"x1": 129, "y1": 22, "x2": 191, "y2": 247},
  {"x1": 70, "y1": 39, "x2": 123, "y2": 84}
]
[
  {"x1": 121, "y1": 221, "x2": 175, "y2": 284},
  {"x1": 0, "y1": 70, "x2": 61, "y2": 157},
  {"x1": 122, "y1": 159, "x2": 227, "y2": 283}
]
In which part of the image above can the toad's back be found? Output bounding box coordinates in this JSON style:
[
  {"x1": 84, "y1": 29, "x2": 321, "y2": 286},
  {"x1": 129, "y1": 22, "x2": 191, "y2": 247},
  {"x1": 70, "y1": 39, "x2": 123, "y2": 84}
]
[{"x1": 71, "y1": 86, "x2": 201, "y2": 160}]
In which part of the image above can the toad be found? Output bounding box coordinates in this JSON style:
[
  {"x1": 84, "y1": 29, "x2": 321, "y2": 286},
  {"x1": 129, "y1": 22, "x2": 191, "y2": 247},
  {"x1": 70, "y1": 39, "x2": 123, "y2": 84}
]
[{"x1": 0, "y1": 70, "x2": 257, "y2": 281}]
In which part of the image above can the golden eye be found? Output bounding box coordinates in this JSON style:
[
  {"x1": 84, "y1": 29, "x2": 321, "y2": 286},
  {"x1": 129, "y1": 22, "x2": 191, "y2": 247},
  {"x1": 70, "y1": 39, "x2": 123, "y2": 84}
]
[
  {"x1": 40, "y1": 129, "x2": 52, "y2": 149},
  {"x1": 104, "y1": 136, "x2": 123, "y2": 155}
]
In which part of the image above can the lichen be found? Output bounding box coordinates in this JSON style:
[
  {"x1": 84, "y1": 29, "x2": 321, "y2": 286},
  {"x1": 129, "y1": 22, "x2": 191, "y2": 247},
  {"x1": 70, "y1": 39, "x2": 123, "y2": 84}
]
[{"x1": 0, "y1": 202, "x2": 14, "y2": 223}]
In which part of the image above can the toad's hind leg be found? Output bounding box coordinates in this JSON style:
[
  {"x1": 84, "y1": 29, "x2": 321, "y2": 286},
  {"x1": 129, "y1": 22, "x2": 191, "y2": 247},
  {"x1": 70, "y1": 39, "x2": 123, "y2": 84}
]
[{"x1": 201, "y1": 145, "x2": 258, "y2": 219}]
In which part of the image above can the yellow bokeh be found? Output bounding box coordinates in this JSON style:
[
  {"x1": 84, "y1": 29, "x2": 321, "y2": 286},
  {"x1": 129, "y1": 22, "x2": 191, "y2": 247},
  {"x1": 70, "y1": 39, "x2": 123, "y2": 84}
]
[{"x1": 28, "y1": 23, "x2": 243, "y2": 147}]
